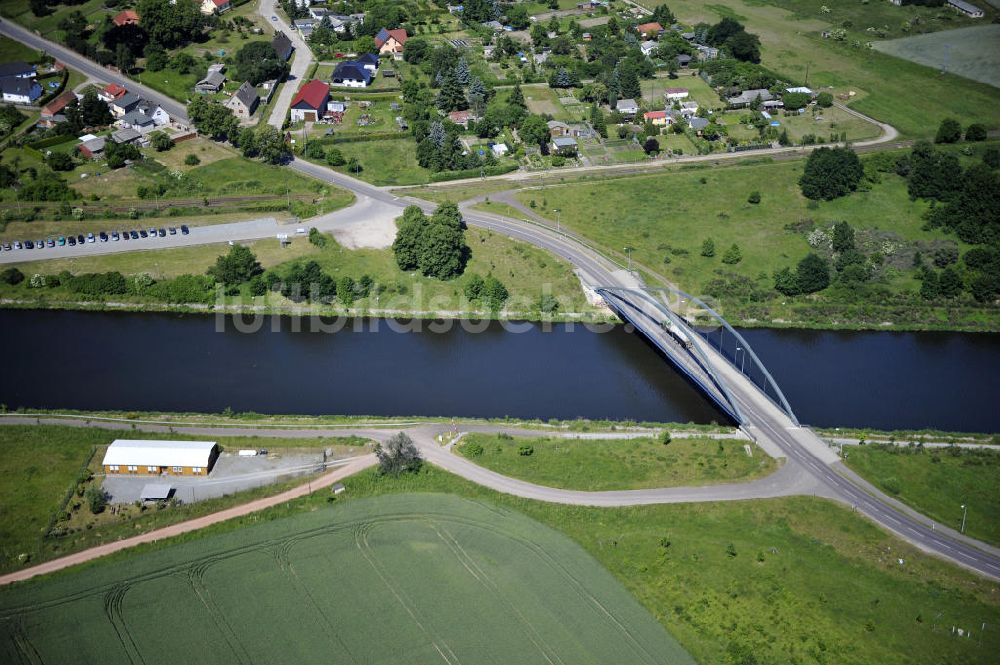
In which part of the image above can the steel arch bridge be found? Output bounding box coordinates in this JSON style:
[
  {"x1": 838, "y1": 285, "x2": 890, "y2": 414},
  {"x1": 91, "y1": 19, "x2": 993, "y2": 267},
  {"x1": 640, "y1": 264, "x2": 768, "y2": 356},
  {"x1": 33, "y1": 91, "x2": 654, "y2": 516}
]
[{"x1": 596, "y1": 286, "x2": 799, "y2": 427}]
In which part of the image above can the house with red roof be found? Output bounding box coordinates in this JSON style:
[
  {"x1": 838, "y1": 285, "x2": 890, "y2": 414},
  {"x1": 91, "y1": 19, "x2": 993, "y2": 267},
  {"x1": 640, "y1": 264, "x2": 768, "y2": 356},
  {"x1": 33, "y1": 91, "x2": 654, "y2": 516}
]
[
  {"x1": 112, "y1": 10, "x2": 140, "y2": 27},
  {"x1": 635, "y1": 21, "x2": 663, "y2": 37},
  {"x1": 98, "y1": 82, "x2": 128, "y2": 103},
  {"x1": 643, "y1": 110, "x2": 668, "y2": 126},
  {"x1": 290, "y1": 79, "x2": 330, "y2": 122},
  {"x1": 39, "y1": 91, "x2": 78, "y2": 128},
  {"x1": 375, "y1": 28, "x2": 408, "y2": 57}
]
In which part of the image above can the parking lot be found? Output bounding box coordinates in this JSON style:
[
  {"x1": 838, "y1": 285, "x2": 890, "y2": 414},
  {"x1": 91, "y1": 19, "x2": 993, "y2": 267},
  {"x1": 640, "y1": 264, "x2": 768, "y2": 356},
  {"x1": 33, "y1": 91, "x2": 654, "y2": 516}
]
[{"x1": 103, "y1": 449, "x2": 359, "y2": 504}]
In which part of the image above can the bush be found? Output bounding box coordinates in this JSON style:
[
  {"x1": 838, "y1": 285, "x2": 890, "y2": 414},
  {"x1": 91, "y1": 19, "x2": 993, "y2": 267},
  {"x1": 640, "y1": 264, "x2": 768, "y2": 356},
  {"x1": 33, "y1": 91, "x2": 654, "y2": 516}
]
[
  {"x1": 701, "y1": 238, "x2": 716, "y2": 257},
  {"x1": 84, "y1": 485, "x2": 107, "y2": 514},
  {"x1": 934, "y1": 118, "x2": 962, "y2": 144},
  {"x1": 308, "y1": 227, "x2": 328, "y2": 247},
  {"x1": 518, "y1": 444, "x2": 534, "y2": 456},
  {"x1": 325, "y1": 148, "x2": 346, "y2": 166},
  {"x1": 747, "y1": 191, "x2": 760, "y2": 204},
  {"x1": 660, "y1": 431, "x2": 672, "y2": 445},
  {"x1": 1, "y1": 267, "x2": 25, "y2": 285},
  {"x1": 463, "y1": 442, "x2": 484, "y2": 457},
  {"x1": 722, "y1": 243, "x2": 742, "y2": 264},
  {"x1": 375, "y1": 432, "x2": 422, "y2": 476},
  {"x1": 304, "y1": 141, "x2": 326, "y2": 159},
  {"x1": 965, "y1": 123, "x2": 987, "y2": 142},
  {"x1": 184, "y1": 153, "x2": 201, "y2": 166},
  {"x1": 816, "y1": 92, "x2": 833, "y2": 108},
  {"x1": 46, "y1": 151, "x2": 74, "y2": 171},
  {"x1": 799, "y1": 147, "x2": 863, "y2": 200},
  {"x1": 880, "y1": 476, "x2": 901, "y2": 495}
]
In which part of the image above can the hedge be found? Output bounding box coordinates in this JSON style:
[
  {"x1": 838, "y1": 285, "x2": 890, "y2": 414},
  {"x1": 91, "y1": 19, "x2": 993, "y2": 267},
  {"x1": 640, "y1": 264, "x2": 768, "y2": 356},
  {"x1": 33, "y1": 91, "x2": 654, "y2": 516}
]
[{"x1": 429, "y1": 163, "x2": 519, "y2": 182}]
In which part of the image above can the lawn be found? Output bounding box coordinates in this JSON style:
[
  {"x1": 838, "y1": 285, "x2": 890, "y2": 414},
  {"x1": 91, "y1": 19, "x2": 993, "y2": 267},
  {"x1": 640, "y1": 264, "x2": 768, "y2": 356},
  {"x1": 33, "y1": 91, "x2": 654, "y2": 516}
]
[
  {"x1": 844, "y1": 444, "x2": 1000, "y2": 547},
  {"x1": 5, "y1": 463, "x2": 996, "y2": 665},
  {"x1": 635, "y1": 0, "x2": 1000, "y2": 138},
  {"x1": 0, "y1": 425, "x2": 368, "y2": 573},
  {"x1": 0, "y1": 493, "x2": 695, "y2": 665},
  {"x1": 873, "y1": 24, "x2": 1000, "y2": 89},
  {"x1": 0, "y1": 35, "x2": 41, "y2": 63},
  {"x1": 319, "y1": 137, "x2": 430, "y2": 186},
  {"x1": 522, "y1": 84, "x2": 580, "y2": 123},
  {"x1": 456, "y1": 433, "x2": 777, "y2": 490}
]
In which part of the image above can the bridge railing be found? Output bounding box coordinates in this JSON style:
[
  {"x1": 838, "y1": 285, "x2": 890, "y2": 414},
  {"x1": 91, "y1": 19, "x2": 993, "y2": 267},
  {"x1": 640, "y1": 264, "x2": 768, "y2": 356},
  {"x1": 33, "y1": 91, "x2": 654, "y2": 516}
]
[{"x1": 644, "y1": 287, "x2": 800, "y2": 427}]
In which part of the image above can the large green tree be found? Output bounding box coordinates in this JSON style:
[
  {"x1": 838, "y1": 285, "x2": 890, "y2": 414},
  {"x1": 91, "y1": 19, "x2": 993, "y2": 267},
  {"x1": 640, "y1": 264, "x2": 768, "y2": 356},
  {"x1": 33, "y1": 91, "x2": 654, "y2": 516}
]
[
  {"x1": 799, "y1": 147, "x2": 863, "y2": 200},
  {"x1": 208, "y1": 245, "x2": 263, "y2": 286},
  {"x1": 795, "y1": 253, "x2": 831, "y2": 294},
  {"x1": 137, "y1": 0, "x2": 204, "y2": 49},
  {"x1": 233, "y1": 41, "x2": 290, "y2": 85}
]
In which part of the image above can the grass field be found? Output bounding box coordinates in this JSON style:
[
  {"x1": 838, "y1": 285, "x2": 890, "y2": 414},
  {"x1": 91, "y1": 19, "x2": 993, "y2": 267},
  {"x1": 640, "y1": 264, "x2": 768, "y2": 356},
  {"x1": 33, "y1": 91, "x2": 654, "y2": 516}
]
[
  {"x1": 5, "y1": 463, "x2": 997, "y2": 665},
  {"x1": 636, "y1": 0, "x2": 1000, "y2": 137},
  {"x1": 873, "y1": 25, "x2": 1000, "y2": 89},
  {"x1": 0, "y1": 425, "x2": 368, "y2": 573},
  {"x1": 321, "y1": 138, "x2": 430, "y2": 186},
  {"x1": 844, "y1": 444, "x2": 1000, "y2": 547},
  {"x1": 457, "y1": 433, "x2": 777, "y2": 490},
  {"x1": 0, "y1": 493, "x2": 696, "y2": 665}
]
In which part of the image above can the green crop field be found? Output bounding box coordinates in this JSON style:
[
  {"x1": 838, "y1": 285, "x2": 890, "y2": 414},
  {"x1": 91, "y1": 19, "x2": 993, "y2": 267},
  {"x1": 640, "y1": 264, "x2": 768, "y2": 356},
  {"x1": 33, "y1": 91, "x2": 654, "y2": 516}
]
[
  {"x1": 844, "y1": 444, "x2": 1000, "y2": 547},
  {"x1": 0, "y1": 493, "x2": 695, "y2": 665},
  {"x1": 457, "y1": 433, "x2": 777, "y2": 490},
  {"x1": 873, "y1": 25, "x2": 1000, "y2": 89}
]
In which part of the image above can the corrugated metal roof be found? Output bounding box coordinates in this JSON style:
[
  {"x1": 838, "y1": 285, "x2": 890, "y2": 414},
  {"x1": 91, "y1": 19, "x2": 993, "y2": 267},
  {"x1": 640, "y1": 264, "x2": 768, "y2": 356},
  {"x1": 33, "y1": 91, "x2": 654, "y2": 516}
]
[
  {"x1": 140, "y1": 483, "x2": 173, "y2": 499},
  {"x1": 103, "y1": 440, "x2": 217, "y2": 468}
]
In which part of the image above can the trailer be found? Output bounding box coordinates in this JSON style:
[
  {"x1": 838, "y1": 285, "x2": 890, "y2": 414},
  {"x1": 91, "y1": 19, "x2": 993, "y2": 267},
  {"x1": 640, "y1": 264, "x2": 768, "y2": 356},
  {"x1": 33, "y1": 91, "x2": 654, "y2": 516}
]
[
  {"x1": 238, "y1": 449, "x2": 258, "y2": 457},
  {"x1": 663, "y1": 321, "x2": 693, "y2": 349}
]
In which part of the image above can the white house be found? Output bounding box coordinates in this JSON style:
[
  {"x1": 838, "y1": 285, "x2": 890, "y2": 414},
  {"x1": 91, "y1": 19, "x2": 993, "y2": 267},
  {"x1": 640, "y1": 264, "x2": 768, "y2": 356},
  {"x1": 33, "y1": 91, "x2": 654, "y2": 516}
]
[
  {"x1": 664, "y1": 87, "x2": 689, "y2": 102},
  {"x1": 0, "y1": 76, "x2": 42, "y2": 104}
]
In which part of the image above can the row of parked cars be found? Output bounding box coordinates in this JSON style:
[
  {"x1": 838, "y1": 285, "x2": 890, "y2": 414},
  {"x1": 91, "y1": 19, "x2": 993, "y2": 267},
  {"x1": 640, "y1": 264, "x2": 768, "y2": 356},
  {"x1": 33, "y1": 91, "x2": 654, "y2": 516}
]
[{"x1": 0, "y1": 225, "x2": 191, "y2": 252}]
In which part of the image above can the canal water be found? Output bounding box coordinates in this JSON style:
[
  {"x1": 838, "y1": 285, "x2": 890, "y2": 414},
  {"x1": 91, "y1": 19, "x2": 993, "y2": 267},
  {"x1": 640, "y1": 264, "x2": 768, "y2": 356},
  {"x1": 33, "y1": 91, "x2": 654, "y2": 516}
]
[{"x1": 1, "y1": 310, "x2": 997, "y2": 432}]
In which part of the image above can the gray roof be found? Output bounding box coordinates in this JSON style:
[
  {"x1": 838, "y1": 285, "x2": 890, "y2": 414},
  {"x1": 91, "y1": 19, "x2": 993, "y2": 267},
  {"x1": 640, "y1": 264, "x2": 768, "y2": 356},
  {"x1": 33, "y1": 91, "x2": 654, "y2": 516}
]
[
  {"x1": 553, "y1": 136, "x2": 578, "y2": 147},
  {"x1": 616, "y1": 98, "x2": 638, "y2": 110},
  {"x1": 0, "y1": 75, "x2": 38, "y2": 96},
  {"x1": 231, "y1": 80, "x2": 258, "y2": 109},
  {"x1": 547, "y1": 120, "x2": 569, "y2": 129},
  {"x1": 948, "y1": 0, "x2": 983, "y2": 14},
  {"x1": 688, "y1": 117, "x2": 709, "y2": 130},
  {"x1": 272, "y1": 32, "x2": 294, "y2": 60},
  {"x1": 0, "y1": 61, "x2": 34, "y2": 78},
  {"x1": 114, "y1": 92, "x2": 141, "y2": 108},
  {"x1": 196, "y1": 71, "x2": 226, "y2": 90},
  {"x1": 80, "y1": 137, "x2": 106, "y2": 152},
  {"x1": 111, "y1": 127, "x2": 141, "y2": 143},
  {"x1": 122, "y1": 110, "x2": 153, "y2": 125},
  {"x1": 140, "y1": 483, "x2": 173, "y2": 500},
  {"x1": 728, "y1": 88, "x2": 774, "y2": 104}
]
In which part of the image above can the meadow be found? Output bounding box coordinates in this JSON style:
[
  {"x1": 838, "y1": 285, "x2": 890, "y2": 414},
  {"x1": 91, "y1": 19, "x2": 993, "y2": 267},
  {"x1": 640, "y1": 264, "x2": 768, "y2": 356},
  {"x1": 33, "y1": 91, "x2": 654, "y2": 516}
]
[
  {"x1": 0, "y1": 493, "x2": 695, "y2": 665},
  {"x1": 457, "y1": 433, "x2": 776, "y2": 490},
  {"x1": 844, "y1": 444, "x2": 1000, "y2": 547},
  {"x1": 873, "y1": 24, "x2": 1000, "y2": 89}
]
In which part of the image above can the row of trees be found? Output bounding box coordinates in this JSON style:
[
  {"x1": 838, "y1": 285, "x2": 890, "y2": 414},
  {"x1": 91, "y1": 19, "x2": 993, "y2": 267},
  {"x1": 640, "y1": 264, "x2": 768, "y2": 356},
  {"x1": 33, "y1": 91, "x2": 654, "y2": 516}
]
[{"x1": 188, "y1": 98, "x2": 290, "y2": 164}]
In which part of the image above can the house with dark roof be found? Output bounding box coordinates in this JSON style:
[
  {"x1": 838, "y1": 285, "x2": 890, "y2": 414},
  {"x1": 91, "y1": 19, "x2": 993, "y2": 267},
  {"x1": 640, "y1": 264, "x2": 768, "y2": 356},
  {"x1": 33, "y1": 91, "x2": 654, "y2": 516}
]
[
  {"x1": 195, "y1": 70, "x2": 226, "y2": 94},
  {"x1": 225, "y1": 81, "x2": 259, "y2": 118},
  {"x1": 111, "y1": 92, "x2": 141, "y2": 117},
  {"x1": 0, "y1": 76, "x2": 42, "y2": 104},
  {"x1": 676, "y1": 53, "x2": 692, "y2": 68},
  {"x1": 688, "y1": 116, "x2": 709, "y2": 133},
  {"x1": 551, "y1": 136, "x2": 578, "y2": 155},
  {"x1": 111, "y1": 127, "x2": 142, "y2": 144},
  {"x1": 290, "y1": 79, "x2": 330, "y2": 122},
  {"x1": 120, "y1": 110, "x2": 155, "y2": 132},
  {"x1": 727, "y1": 88, "x2": 774, "y2": 108},
  {"x1": 272, "y1": 32, "x2": 294, "y2": 61},
  {"x1": 331, "y1": 61, "x2": 371, "y2": 88},
  {"x1": 375, "y1": 28, "x2": 408, "y2": 56},
  {"x1": 356, "y1": 52, "x2": 380, "y2": 72},
  {"x1": 615, "y1": 98, "x2": 639, "y2": 117},
  {"x1": 0, "y1": 61, "x2": 36, "y2": 79}
]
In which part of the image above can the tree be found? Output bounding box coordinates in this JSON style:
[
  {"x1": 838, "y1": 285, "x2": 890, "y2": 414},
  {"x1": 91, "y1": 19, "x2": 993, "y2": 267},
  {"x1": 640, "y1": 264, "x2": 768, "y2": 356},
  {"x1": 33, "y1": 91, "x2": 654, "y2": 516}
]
[
  {"x1": 336, "y1": 275, "x2": 356, "y2": 306},
  {"x1": 707, "y1": 17, "x2": 745, "y2": 46},
  {"x1": 721, "y1": 243, "x2": 742, "y2": 264},
  {"x1": 938, "y1": 267, "x2": 962, "y2": 298},
  {"x1": 920, "y1": 269, "x2": 939, "y2": 300},
  {"x1": 934, "y1": 117, "x2": 962, "y2": 144},
  {"x1": 519, "y1": 114, "x2": 550, "y2": 149},
  {"x1": 701, "y1": 238, "x2": 716, "y2": 257},
  {"x1": 1, "y1": 268, "x2": 25, "y2": 285},
  {"x1": 418, "y1": 213, "x2": 466, "y2": 279},
  {"x1": 927, "y1": 164, "x2": 999, "y2": 245},
  {"x1": 965, "y1": 123, "x2": 987, "y2": 142},
  {"x1": 137, "y1": 0, "x2": 205, "y2": 49},
  {"x1": 254, "y1": 125, "x2": 290, "y2": 164},
  {"x1": 509, "y1": 83, "x2": 526, "y2": 109},
  {"x1": 46, "y1": 151, "x2": 74, "y2": 171},
  {"x1": 84, "y1": 485, "x2": 107, "y2": 514},
  {"x1": 831, "y1": 220, "x2": 855, "y2": 253},
  {"x1": 80, "y1": 89, "x2": 112, "y2": 127},
  {"x1": 184, "y1": 153, "x2": 201, "y2": 166},
  {"x1": 188, "y1": 97, "x2": 239, "y2": 141},
  {"x1": 115, "y1": 43, "x2": 135, "y2": 74},
  {"x1": 375, "y1": 432, "x2": 422, "y2": 476},
  {"x1": 233, "y1": 41, "x2": 289, "y2": 85},
  {"x1": 782, "y1": 91, "x2": 810, "y2": 111},
  {"x1": 589, "y1": 103, "x2": 607, "y2": 138},
  {"x1": 325, "y1": 148, "x2": 346, "y2": 166},
  {"x1": 726, "y1": 30, "x2": 760, "y2": 63},
  {"x1": 464, "y1": 273, "x2": 484, "y2": 301},
  {"x1": 104, "y1": 140, "x2": 141, "y2": 169},
  {"x1": 149, "y1": 131, "x2": 174, "y2": 152},
  {"x1": 404, "y1": 37, "x2": 430, "y2": 64},
  {"x1": 907, "y1": 141, "x2": 960, "y2": 201},
  {"x1": 29, "y1": 0, "x2": 51, "y2": 17},
  {"x1": 393, "y1": 205, "x2": 427, "y2": 271},
  {"x1": 642, "y1": 137, "x2": 660, "y2": 155},
  {"x1": 796, "y1": 253, "x2": 830, "y2": 294},
  {"x1": 651, "y1": 4, "x2": 675, "y2": 25},
  {"x1": 355, "y1": 35, "x2": 378, "y2": 55},
  {"x1": 208, "y1": 244, "x2": 262, "y2": 286},
  {"x1": 799, "y1": 147, "x2": 863, "y2": 200},
  {"x1": 144, "y1": 43, "x2": 169, "y2": 72},
  {"x1": 773, "y1": 266, "x2": 799, "y2": 296},
  {"x1": 816, "y1": 91, "x2": 833, "y2": 108},
  {"x1": 747, "y1": 191, "x2": 761, "y2": 204},
  {"x1": 481, "y1": 275, "x2": 509, "y2": 311},
  {"x1": 436, "y1": 69, "x2": 467, "y2": 112}
]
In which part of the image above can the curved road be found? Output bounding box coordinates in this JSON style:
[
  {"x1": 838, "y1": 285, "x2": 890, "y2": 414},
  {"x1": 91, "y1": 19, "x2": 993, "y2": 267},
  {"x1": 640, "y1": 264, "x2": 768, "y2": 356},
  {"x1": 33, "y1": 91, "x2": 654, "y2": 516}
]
[{"x1": 2, "y1": 17, "x2": 998, "y2": 580}]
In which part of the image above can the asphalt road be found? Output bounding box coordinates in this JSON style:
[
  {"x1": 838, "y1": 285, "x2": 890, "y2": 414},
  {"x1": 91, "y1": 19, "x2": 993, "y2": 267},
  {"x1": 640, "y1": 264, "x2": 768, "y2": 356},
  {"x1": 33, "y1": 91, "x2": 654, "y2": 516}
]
[
  {"x1": 2, "y1": 18, "x2": 997, "y2": 579},
  {"x1": 258, "y1": 0, "x2": 314, "y2": 128}
]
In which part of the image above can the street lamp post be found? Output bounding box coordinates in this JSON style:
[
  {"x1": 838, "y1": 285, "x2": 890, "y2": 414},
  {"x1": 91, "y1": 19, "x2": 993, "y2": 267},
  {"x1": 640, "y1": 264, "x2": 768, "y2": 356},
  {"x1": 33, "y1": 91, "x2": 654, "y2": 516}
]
[
  {"x1": 961, "y1": 504, "x2": 968, "y2": 534},
  {"x1": 624, "y1": 246, "x2": 633, "y2": 272},
  {"x1": 736, "y1": 346, "x2": 746, "y2": 373},
  {"x1": 554, "y1": 208, "x2": 560, "y2": 233}
]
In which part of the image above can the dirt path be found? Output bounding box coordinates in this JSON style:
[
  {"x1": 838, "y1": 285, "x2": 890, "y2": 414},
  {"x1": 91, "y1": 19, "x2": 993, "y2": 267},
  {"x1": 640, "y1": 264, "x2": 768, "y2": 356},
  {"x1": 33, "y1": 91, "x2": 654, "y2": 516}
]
[{"x1": 0, "y1": 455, "x2": 376, "y2": 586}]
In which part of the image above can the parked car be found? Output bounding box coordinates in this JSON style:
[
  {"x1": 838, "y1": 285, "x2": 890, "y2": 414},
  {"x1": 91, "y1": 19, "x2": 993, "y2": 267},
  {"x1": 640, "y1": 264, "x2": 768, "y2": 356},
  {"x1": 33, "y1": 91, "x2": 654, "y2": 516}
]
[
  {"x1": 57, "y1": 236, "x2": 66, "y2": 246},
  {"x1": 77, "y1": 234, "x2": 85, "y2": 245},
  {"x1": 130, "y1": 230, "x2": 139, "y2": 239},
  {"x1": 147, "y1": 227, "x2": 157, "y2": 237},
  {"x1": 86, "y1": 233, "x2": 95, "y2": 243},
  {"x1": 168, "y1": 227, "x2": 177, "y2": 235},
  {"x1": 46, "y1": 239, "x2": 55, "y2": 247},
  {"x1": 21, "y1": 241, "x2": 29, "y2": 249},
  {"x1": 112, "y1": 231, "x2": 120, "y2": 241},
  {"x1": 68, "y1": 236, "x2": 76, "y2": 246},
  {"x1": 157, "y1": 228, "x2": 166, "y2": 237},
  {"x1": 1, "y1": 242, "x2": 10, "y2": 251},
  {"x1": 99, "y1": 232, "x2": 108, "y2": 242},
  {"x1": 180, "y1": 225, "x2": 190, "y2": 235},
  {"x1": 139, "y1": 230, "x2": 148, "y2": 238},
  {"x1": 36, "y1": 239, "x2": 45, "y2": 249}
]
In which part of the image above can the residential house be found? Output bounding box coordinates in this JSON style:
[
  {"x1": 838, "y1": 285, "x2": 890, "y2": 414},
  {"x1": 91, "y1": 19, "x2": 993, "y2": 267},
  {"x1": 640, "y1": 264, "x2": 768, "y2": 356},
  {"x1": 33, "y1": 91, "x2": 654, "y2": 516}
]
[
  {"x1": 39, "y1": 91, "x2": 78, "y2": 127},
  {"x1": 374, "y1": 28, "x2": 408, "y2": 56},
  {"x1": 112, "y1": 9, "x2": 140, "y2": 27},
  {"x1": 947, "y1": 0, "x2": 984, "y2": 17},
  {"x1": 616, "y1": 98, "x2": 639, "y2": 117},
  {"x1": 120, "y1": 110, "x2": 155, "y2": 133},
  {"x1": 676, "y1": 53, "x2": 692, "y2": 68},
  {"x1": 785, "y1": 86, "x2": 816, "y2": 97},
  {"x1": 308, "y1": 7, "x2": 331, "y2": 19},
  {"x1": 640, "y1": 41, "x2": 658, "y2": 57},
  {"x1": 331, "y1": 61, "x2": 371, "y2": 87},
  {"x1": 0, "y1": 61, "x2": 36, "y2": 79},
  {"x1": 272, "y1": 32, "x2": 294, "y2": 61},
  {"x1": 78, "y1": 136, "x2": 106, "y2": 159},
  {"x1": 547, "y1": 120, "x2": 570, "y2": 137},
  {"x1": 144, "y1": 104, "x2": 171, "y2": 126},
  {"x1": 643, "y1": 110, "x2": 668, "y2": 126},
  {"x1": 0, "y1": 76, "x2": 42, "y2": 104},
  {"x1": 696, "y1": 44, "x2": 719, "y2": 60},
  {"x1": 688, "y1": 116, "x2": 709, "y2": 133},
  {"x1": 727, "y1": 88, "x2": 773, "y2": 108},
  {"x1": 225, "y1": 80, "x2": 259, "y2": 119},
  {"x1": 201, "y1": 0, "x2": 231, "y2": 14},
  {"x1": 679, "y1": 100, "x2": 699, "y2": 117},
  {"x1": 98, "y1": 82, "x2": 127, "y2": 103},
  {"x1": 290, "y1": 79, "x2": 330, "y2": 121},
  {"x1": 664, "y1": 87, "x2": 689, "y2": 102},
  {"x1": 293, "y1": 0, "x2": 312, "y2": 7},
  {"x1": 635, "y1": 22, "x2": 664, "y2": 37},
  {"x1": 195, "y1": 70, "x2": 226, "y2": 93},
  {"x1": 447, "y1": 110, "x2": 478, "y2": 127},
  {"x1": 551, "y1": 136, "x2": 578, "y2": 156},
  {"x1": 110, "y1": 92, "x2": 141, "y2": 118},
  {"x1": 483, "y1": 45, "x2": 495, "y2": 59},
  {"x1": 111, "y1": 127, "x2": 141, "y2": 144},
  {"x1": 568, "y1": 123, "x2": 593, "y2": 138},
  {"x1": 356, "y1": 52, "x2": 380, "y2": 73},
  {"x1": 294, "y1": 19, "x2": 316, "y2": 37}
]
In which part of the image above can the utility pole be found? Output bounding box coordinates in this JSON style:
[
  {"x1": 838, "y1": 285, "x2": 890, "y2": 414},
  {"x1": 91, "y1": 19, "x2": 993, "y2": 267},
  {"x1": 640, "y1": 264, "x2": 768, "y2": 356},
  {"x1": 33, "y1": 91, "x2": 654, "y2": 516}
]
[
  {"x1": 623, "y1": 246, "x2": 633, "y2": 272},
  {"x1": 960, "y1": 504, "x2": 968, "y2": 534}
]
